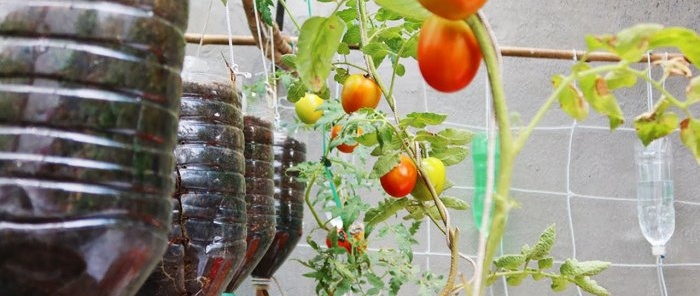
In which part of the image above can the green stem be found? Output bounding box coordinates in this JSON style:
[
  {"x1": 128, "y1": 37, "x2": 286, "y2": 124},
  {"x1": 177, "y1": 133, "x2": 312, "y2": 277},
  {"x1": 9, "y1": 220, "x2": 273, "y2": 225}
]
[
  {"x1": 277, "y1": 0, "x2": 302, "y2": 31},
  {"x1": 304, "y1": 173, "x2": 326, "y2": 229},
  {"x1": 466, "y1": 13, "x2": 516, "y2": 296},
  {"x1": 386, "y1": 33, "x2": 419, "y2": 104},
  {"x1": 333, "y1": 62, "x2": 369, "y2": 73},
  {"x1": 491, "y1": 269, "x2": 560, "y2": 279}
]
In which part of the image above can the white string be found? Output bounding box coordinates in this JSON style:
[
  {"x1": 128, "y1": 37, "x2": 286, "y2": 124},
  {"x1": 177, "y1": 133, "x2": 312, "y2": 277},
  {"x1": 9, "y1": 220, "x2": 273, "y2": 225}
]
[
  {"x1": 567, "y1": 49, "x2": 584, "y2": 296},
  {"x1": 195, "y1": 0, "x2": 214, "y2": 58},
  {"x1": 657, "y1": 256, "x2": 670, "y2": 296},
  {"x1": 224, "y1": 1, "x2": 238, "y2": 73}
]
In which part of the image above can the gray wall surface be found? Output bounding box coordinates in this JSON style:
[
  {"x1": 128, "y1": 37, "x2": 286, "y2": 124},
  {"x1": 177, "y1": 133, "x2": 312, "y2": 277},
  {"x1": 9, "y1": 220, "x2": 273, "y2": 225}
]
[{"x1": 185, "y1": 0, "x2": 700, "y2": 295}]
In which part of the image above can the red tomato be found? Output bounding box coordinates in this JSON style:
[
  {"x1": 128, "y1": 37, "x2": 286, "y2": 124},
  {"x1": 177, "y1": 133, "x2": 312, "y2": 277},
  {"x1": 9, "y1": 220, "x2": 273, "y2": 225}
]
[
  {"x1": 341, "y1": 74, "x2": 382, "y2": 114},
  {"x1": 331, "y1": 125, "x2": 363, "y2": 153},
  {"x1": 380, "y1": 155, "x2": 418, "y2": 198},
  {"x1": 418, "y1": 0, "x2": 486, "y2": 21},
  {"x1": 418, "y1": 15, "x2": 482, "y2": 93},
  {"x1": 325, "y1": 228, "x2": 352, "y2": 253}
]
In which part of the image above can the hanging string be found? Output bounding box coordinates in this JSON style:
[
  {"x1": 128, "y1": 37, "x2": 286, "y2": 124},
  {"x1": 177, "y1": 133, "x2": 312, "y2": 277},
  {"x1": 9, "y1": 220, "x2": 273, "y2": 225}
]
[
  {"x1": 195, "y1": 0, "x2": 215, "y2": 58},
  {"x1": 646, "y1": 51, "x2": 654, "y2": 112}
]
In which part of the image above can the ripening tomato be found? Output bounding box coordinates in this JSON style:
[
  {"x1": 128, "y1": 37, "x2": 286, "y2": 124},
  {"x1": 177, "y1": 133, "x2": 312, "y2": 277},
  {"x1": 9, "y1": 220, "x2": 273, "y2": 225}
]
[
  {"x1": 418, "y1": 15, "x2": 482, "y2": 93},
  {"x1": 418, "y1": 0, "x2": 486, "y2": 21},
  {"x1": 341, "y1": 74, "x2": 382, "y2": 114},
  {"x1": 326, "y1": 228, "x2": 352, "y2": 253},
  {"x1": 380, "y1": 155, "x2": 418, "y2": 198},
  {"x1": 331, "y1": 125, "x2": 363, "y2": 153},
  {"x1": 295, "y1": 93, "x2": 324, "y2": 124},
  {"x1": 411, "y1": 157, "x2": 447, "y2": 201}
]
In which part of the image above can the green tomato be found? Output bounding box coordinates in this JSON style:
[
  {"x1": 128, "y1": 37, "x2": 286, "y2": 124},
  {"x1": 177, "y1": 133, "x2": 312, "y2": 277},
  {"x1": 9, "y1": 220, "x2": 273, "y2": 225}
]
[
  {"x1": 295, "y1": 93, "x2": 324, "y2": 124},
  {"x1": 411, "y1": 157, "x2": 446, "y2": 201}
]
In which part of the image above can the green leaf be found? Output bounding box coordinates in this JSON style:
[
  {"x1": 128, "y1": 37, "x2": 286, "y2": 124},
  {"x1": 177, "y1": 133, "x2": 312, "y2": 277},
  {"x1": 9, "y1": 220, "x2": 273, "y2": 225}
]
[
  {"x1": 634, "y1": 108, "x2": 679, "y2": 146},
  {"x1": 612, "y1": 24, "x2": 664, "y2": 61},
  {"x1": 395, "y1": 63, "x2": 406, "y2": 77},
  {"x1": 506, "y1": 273, "x2": 528, "y2": 286},
  {"x1": 373, "y1": 0, "x2": 431, "y2": 21},
  {"x1": 287, "y1": 80, "x2": 306, "y2": 103},
  {"x1": 605, "y1": 70, "x2": 637, "y2": 90},
  {"x1": 356, "y1": 131, "x2": 379, "y2": 146},
  {"x1": 343, "y1": 25, "x2": 362, "y2": 45},
  {"x1": 315, "y1": 84, "x2": 331, "y2": 100},
  {"x1": 440, "y1": 196, "x2": 469, "y2": 210},
  {"x1": 560, "y1": 259, "x2": 610, "y2": 277},
  {"x1": 281, "y1": 54, "x2": 297, "y2": 69},
  {"x1": 371, "y1": 152, "x2": 401, "y2": 178},
  {"x1": 494, "y1": 254, "x2": 526, "y2": 270},
  {"x1": 367, "y1": 273, "x2": 384, "y2": 289},
  {"x1": 437, "y1": 128, "x2": 473, "y2": 146},
  {"x1": 553, "y1": 75, "x2": 589, "y2": 121},
  {"x1": 528, "y1": 224, "x2": 556, "y2": 260},
  {"x1": 297, "y1": 16, "x2": 347, "y2": 92},
  {"x1": 254, "y1": 0, "x2": 275, "y2": 25},
  {"x1": 551, "y1": 277, "x2": 568, "y2": 292},
  {"x1": 538, "y1": 257, "x2": 554, "y2": 270},
  {"x1": 577, "y1": 73, "x2": 625, "y2": 130},
  {"x1": 334, "y1": 67, "x2": 350, "y2": 84},
  {"x1": 376, "y1": 7, "x2": 403, "y2": 21},
  {"x1": 430, "y1": 146, "x2": 468, "y2": 166},
  {"x1": 649, "y1": 27, "x2": 700, "y2": 66},
  {"x1": 532, "y1": 272, "x2": 545, "y2": 281},
  {"x1": 680, "y1": 118, "x2": 700, "y2": 164},
  {"x1": 400, "y1": 112, "x2": 448, "y2": 128},
  {"x1": 361, "y1": 42, "x2": 393, "y2": 67},
  {"x1": 574, "y1": 276, "x2": 611, "y2": 296},
  {"x1": 337, "y1": 8, "x2": 357, "y2": 22},
  {"x1": 687, "y1": 76, "x2": 700, "y2": 104},
  {"x1": 337, "y1": 42, "x2": 350, "y2": 55}
]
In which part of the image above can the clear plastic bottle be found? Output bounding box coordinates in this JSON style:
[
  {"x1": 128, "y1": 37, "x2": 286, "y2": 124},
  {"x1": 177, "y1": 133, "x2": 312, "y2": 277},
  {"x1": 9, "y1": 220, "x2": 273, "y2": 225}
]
[{"x1": 635, "y1": 138, "x2": 675, "y2": 256}]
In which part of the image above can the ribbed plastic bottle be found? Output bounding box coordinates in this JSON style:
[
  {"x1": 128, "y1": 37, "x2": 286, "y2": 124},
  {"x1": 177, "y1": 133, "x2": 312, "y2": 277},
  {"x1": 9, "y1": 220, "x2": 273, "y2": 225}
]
[
  {"x1": 251, "y1": 130, "x2": 307, "y2": 280},
  {"x1": 137, "y1": 56, "x2": 247, "y2": 296},
  {"x1": 0, "y1": 1, "x2": 188, "y2": 295}
]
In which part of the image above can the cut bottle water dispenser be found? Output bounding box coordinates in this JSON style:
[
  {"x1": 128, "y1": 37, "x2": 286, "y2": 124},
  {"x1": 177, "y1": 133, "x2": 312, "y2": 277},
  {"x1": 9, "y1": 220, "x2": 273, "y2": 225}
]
[{"x1": 635, "y1": 138, "x2": 675, "y2": 257}]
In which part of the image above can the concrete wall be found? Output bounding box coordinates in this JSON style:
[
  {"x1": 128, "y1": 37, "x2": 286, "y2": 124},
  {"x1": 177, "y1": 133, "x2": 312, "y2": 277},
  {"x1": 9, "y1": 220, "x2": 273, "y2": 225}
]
[{"x1": 185, "y1": 0, "x2": 700, "y2": 295}]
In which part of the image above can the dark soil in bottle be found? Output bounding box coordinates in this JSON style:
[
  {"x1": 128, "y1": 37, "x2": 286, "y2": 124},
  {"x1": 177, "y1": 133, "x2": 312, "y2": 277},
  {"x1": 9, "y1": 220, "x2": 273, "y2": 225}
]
[
  {"x1": 139, "y1": 80, "x2": 246, "y2": 296},
  {"x1": 224, "y1": 116, "x2": 276, "y2": 292},
  {"x1": 252, "y1": 135, "x2": 306, "y2": 279}
]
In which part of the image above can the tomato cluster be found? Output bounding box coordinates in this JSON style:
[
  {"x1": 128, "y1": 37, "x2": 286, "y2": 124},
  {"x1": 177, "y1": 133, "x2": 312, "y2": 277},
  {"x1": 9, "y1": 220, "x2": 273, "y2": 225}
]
[
  {"x1": 379, "y1": 155, "x2": 446, "y2": 200},
  {"x1": 417, "y1": 1, "x2": 484, "y2": 93}
]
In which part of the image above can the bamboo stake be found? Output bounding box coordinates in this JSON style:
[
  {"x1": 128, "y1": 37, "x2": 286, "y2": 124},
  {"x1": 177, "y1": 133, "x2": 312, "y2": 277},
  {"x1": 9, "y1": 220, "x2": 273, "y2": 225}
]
[{"x1": 184, "y1": 33, "x2": 689, "y2": 63}]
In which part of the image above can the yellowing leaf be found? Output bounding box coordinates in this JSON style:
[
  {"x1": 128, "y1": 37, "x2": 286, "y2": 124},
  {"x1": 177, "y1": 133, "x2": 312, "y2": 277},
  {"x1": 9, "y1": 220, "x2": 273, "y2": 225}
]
[
  {"x1": 553, "y1": 75, "x2": 589, "y2": 121},
  {"x1": 297, "y1": 16, "x2": 347, "y2": 92},
  {"x1": 634, "y1": 110, "x2": 679, "y2": 146},
  {"x1": 680, "y1": 118, "x2": 700, "y2": 164}
]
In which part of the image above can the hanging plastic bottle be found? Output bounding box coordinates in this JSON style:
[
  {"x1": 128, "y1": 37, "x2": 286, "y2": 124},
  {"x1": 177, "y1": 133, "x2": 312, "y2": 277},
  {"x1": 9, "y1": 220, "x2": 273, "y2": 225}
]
[
  {"x1": 472, "y1": 132, "x2": 500, "y2": 232},
  {"x1": 635, "y1": 137, "x2": 675, "y2": 257}
]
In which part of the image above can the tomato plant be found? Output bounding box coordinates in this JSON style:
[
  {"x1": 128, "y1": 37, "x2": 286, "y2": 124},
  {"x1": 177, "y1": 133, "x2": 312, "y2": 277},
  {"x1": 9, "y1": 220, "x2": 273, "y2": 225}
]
[
  {"x1": 418, "y1": 15, "x2": 482, "y2": 93},
  {"x1": 418, "y1": 0, "x2": 486, "y2": 21},
  {"x1": 411, "y1": 157, "x2": 446, "y2": 201},
  {"x1": 380, "y1": 155, "x2": 418, "y2": 198},
  {"x1": 325, "y1": 228, "x2": 352, "y2": 253},
  {"x1": 331, "y1": 125, "x2": 363, "y2": 153},
  {"x1": 341, "y1": 74, "x2": 382, "y2": 114},
  {"x1": 295, "y1": 93, "x2": 324, "y2": 124}
]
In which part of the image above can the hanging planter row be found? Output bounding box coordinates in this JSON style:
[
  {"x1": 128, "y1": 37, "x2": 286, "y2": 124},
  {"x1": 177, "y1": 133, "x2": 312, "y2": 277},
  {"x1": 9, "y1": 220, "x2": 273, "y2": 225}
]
[{"x1": 0, "y1": 1, "x2": 306, "y2": 296}]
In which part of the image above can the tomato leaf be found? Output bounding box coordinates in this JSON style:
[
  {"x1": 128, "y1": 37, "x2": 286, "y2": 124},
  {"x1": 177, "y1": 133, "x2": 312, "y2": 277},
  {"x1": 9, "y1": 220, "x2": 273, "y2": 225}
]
[
  {"x1": 333, "y1": 68, "x2": 350, "y2": 84},
  {"x1": 527, "y1": 224, "x2": 556, "y2": 260},
  {"x1": 494, "y1": 254, "x2": 526, "y2": 270},
  {"x1": 573, "y1": 276, "x2": 610, "y2": 296},
  {"x1": 553, "y1": 75, "x2": 589, "y2": 121},
  {"x1": 506, "y1": 273, "x2": 528, "y2": 286},
  {"x1": 343, "y1": 25, "x2": 362, "y2": 45},
  {"x1": 399, "y1": 112, "x2": 448, "y2": 128},
  {"x1": 373, "y1": 0, "x2": 431, "y2": 21},
  {"x1": 550, "y1": 277, "x2": 568, "y2": 292},
  {"x1": 634, "y1": 107, "x2": 679, "y2": 146},
  {"x1": 612, "y1": 23, "x2": 664, "y2": 61},
  {"x1": 281, "y1": 54, "x2": 297, "y2": 69},
  {"x1": 297, "y1": 16, "x2": 347, "y2": 92},
  {"x1": 356, "y1": 131, "x2": 379, "y2": 146},
  {"x1": 649, "y1": 27, "x2": 700, "y2": 66},
  {"x1": 440, "y1": 196, "x2": 469, "y2": 210},
  {"x1": 680, "y1": 118, "x2": 700, "y2": 164},
  {"x1": 538, "y1": 257, "x2": 554, "y2": 270},
  {"x1": 364, "y1": 198, "x2": 410, "y2": 230},
  {"x1": 577, "y1": 73, "x2": 625, "y2": 130},
  {"x1": 430, "y1": 146, "x2": 467, "y2": 166},
  {"x1": 361, "y1": 42, "x2": 393, "y2": 67},
  {"x1": 255, "y1": 0, "x2": 275, "y2": 25},
  {"x1": 605, "y1": 70, "x2": 637, "y2": 90},
  {"x1": 437, "y1": 128, "x2": 473, "y2": 146},
  {"x1": 287, "y1": 80, "x2": 307, "y2": 103},
  {"x1": 371, "y1": 151, "x2": 400, "y2": 178}
]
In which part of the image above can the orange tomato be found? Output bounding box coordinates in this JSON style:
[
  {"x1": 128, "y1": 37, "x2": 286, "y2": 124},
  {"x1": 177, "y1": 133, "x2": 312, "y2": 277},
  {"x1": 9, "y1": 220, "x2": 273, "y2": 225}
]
[
  {"x1": 341, "y1": 74, "x2": 382, "y2": 114},
  {"x1": 380, "y1": 155, "x2": 418, "y2": 198},
  {"x1": 331, "y1": 125, "x2": 363, "y2": 154}
]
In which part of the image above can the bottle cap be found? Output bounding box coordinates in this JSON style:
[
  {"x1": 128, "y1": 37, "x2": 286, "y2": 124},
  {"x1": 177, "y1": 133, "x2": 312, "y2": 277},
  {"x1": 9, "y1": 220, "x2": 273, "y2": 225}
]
[{"x1": 652, "y1": 245, "x2": 666, "y2": 257}]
